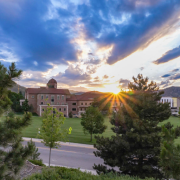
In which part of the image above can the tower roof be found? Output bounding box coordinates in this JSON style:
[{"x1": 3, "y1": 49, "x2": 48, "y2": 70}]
[{"x1": 48, "y1": 78, "x2": 57, "y2": 84}]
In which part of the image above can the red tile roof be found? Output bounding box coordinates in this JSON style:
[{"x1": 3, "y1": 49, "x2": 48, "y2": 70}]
[
  {"x1": 26, "y1": 88, "x2": 70, "y2": 95},
  {"x1": 67, "y1": 91, "x2": 109, "y2": 101}
]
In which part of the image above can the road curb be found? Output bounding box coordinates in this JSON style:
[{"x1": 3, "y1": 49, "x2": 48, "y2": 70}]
[{"x1": 22, "y1": 137, "x2": 95, "y2": 149}]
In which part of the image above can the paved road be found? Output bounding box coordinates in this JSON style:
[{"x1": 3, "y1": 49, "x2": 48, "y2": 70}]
[{"x1": 22, "y1": 138, "x2": 104, "y2": 173}]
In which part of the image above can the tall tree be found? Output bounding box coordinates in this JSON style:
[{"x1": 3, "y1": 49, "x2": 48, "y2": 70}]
[
  {"x1": 93, "y1": 74, "x2": 171, "y2": 179},
  {"x1": 81, "y1": 106, "x2": 107, "y2": 142},
  {"x1": 159, "y1": 124, "x2": 180, "y2": 179},
  {"x1": 22, "y1": 99, "x2": 30, "y2": 112},
  {"x1": 8, "y1": 91, "x2": 24, "y2": 112},
  {"x1": 38, "y1": 104, "x2": 72, "y2": 167},
  {"x1": 0, "y1": 62, "x2": 34, "y2": 179}
]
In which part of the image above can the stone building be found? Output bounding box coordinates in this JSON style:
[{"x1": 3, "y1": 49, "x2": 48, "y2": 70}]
[{"x1": 25, "y1": 79, "x2": 119, "y2": 117}]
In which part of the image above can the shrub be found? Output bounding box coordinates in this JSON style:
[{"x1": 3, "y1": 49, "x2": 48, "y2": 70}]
[
  {"x1": 25, "y1": 167, "x2": 155, "y2": 180},
  {"x1": 28, "y1": 159, "x2": 45, "y2": 166},
  {"x1": 69, "y1": 111, "x2": 73, "y2": 118}
]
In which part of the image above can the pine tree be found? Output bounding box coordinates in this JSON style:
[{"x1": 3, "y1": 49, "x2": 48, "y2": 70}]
[
  {"x1": 0, "y1": 62, "x2": 34, "y2": 179},
  {"x1": 159, "y1": 124, "x2": 180, "y2": 179},
  {"x1": 93, "y1": 74, "x2": 171, "y2": 179},
  {"x1": 22, "y1": 99, "x2": 30, "y2": 112},
  {"x1": 81, "y1": 106, "x2": 107, "y2": 142}
]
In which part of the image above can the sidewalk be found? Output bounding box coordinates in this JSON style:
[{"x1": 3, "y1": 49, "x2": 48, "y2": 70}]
[{"x1": 22, "y1": 137, "x2": 95, "y2": 149}]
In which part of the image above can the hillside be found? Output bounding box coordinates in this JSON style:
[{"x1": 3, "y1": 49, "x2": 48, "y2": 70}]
[
  {"x1": 9, "y1": 83, "x2": 26, "y2": 95},
  {"x1": 162, "y1": 86, "x2": 180, "y2": 97}
]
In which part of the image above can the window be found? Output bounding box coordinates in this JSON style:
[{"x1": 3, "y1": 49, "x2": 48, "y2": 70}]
[
  {"x1": 57, "y1": 102, "x2": 59, "y2": 105},
  {"x1": 41, "y1": 102, "x2": 43, "y2": 105},
  {"x1": 72, "y1": 108, "x2": 76, "y2": 111},
  {"x1": 42, "y1": 108, "x2": 44, "y2": 111},
  {"x1": 81, "y1": 103, "x2": 83, "y2": 105},
  {"x1": 81, "y1": 108, "x2": 82, "y2": 111},
  {"x1": 57, "y1": 95, "x2": 60, "y2": 100},
  {"x1": 51, "y1": 95, "x2": 54, "y2": 102},
  {"x1": 62, "y1": 95, "x2": 64, "y2": 100},
  {"x1": 85, "y1": 103, "x2": 87, "y2": 105},
  {"x1": 46, "y1": 95, "x2": 48, "y2": 99},
  {"x1": 31, "y1": 95, "x2": 34, "y2": 99},
  {"x1": 90, "y1": 103, "x2": 91, "y2": 105},
  {"x1": 72, "y1": 103, "x2": 76, "y2": 105},
  {"x1": 64, "y1": 108, "x2": 66, "y2": 111},
  {"x1": 59, "y1": 108, "x2": 61, "y2": 111},
  {"x1": 41, "y1": 95, "x2": 43, "y2": 100}
]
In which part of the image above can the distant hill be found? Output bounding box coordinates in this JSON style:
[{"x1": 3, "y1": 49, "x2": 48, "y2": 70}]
[
  {"x1": 8, "y1": 83, "x2": 26, "y2": 96},
  {"x1": 162, "y1": 86, "x2": 180, "y2": 97},
  {"x1": 69, "y1": 90, "x2": 85, "y2": 95}
]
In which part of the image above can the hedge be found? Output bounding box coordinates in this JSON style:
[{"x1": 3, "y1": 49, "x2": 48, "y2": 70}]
[{"x1": 25, "y1": 167, "x2": 155, "y2": 180}]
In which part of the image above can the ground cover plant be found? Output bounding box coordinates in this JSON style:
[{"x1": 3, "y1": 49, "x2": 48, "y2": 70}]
[{"x1": 24, "y1": 167, "x2": 155, "y2": 180}]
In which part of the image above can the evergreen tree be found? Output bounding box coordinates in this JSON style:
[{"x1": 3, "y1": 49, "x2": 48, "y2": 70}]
[
  {"x1": 38, "y1": 104, "x2": 72, "y2": 167},
  {"x1": 28, "y1": 139, "x2": 41, "y2": 160},
  {"x1": 93, "y1": 74, "x2": 171, "y2": 179},
  {"x1": 159, "y1": 124, "x2": 180, "y2": 179},
  {"x1": 22, "y1": 99, "x2": 30, "y2": 112},
  {"x1": 81, "y1": 106, "x2": 107, "y2": 142},
  {"x1": 0, "y1": 62, "x2": 34, "y2": 179}
]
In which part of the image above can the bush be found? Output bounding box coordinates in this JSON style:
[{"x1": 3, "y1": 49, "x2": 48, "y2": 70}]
[
  {"x1": 69, "y1": 111, "x2": 73, "y2": 118},
  {"x1": 28, "y1": 159, "x2": 45, "y2": 166},
  {"x1": 25, "y1": 167, "x2": 155, "y2": 180}
]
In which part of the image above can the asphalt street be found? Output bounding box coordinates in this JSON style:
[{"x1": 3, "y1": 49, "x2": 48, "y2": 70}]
[{"x1": 22, "y1": 139, "x2": 104, "y2": 173}]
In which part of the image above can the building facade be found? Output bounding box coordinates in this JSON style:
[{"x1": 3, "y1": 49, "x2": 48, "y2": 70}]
[
  {"x1": 160, "y1": 97, "x2": 180, "y2": 115},
  {"x1": 25, "y1": 79, "x2": 119, "y2": 117}
]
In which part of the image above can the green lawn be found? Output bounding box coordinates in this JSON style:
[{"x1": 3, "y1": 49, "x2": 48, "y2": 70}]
[
  {"x1": 21, "y1": 115, "x2": 114, "y2": 144},
  {"x1": 2, "y1": 114, "x2": 180, "y2": 145}
]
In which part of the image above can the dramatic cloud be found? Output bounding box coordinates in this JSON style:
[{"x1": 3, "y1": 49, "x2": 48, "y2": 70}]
[
  {"x1": 0, "y1": 0, "x2": 77, "y2": 71},
  {"x1": 170, "y1": 73, "x2": 180, "y2": 80},
  {"x1": 53, "y1": 65, "x2": 91, "y2": 86},
  {"x1": 119, "y1": 79, "x2": 130, "y2": 88},
  {"x1": 159, "y1": 80, "x2": 173, "y2": 88},
  {"x1": 171, "y1": 68, "x2": 179, "y2": 72},
  {"x1": 103, "y1": 75, "x2": 109, "y2": 79},
  {"x1": 161, "y1": 74, "x2": 171, "y2": 78},
  {"x1": 78, "y1": 0, "x2": 180, "y2": 64},
  {"x1": 154, "y1": 46, "x2": 180, "y2": 65}
]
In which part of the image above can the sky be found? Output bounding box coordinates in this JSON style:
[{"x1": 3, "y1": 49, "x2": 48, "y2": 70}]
[{"x1": 0, "y1": 0, "x2": 180, "y2": 94}]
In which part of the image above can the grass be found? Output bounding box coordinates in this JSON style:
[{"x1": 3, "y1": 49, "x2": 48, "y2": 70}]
[
  {"x1": 2, "y1": 113, "x2": 180, "y2": 145},
  {"x1": 21, "y1": 115, "x2": 114, "y2": 144}
]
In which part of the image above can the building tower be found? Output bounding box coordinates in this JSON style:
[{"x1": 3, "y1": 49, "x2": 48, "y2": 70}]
[{"x1": 47, "y1": 78, "x2": 57, "y2": 89}]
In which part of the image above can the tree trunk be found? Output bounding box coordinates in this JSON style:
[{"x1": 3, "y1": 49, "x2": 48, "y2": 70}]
[
  {"x1": 49, "y1": 147, "x2": 52, "y2": 167},
  {"x1": 90, "y1": 133, "x2": 92, "y2": 142}
]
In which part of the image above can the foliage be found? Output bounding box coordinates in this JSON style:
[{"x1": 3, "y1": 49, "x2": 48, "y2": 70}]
[
  {"x1": 8, "y1": 91, "x2": 24, "y2": 112},
  {"x1": 22, "y1": 99, "x2": 30, "y2": 112},
  {"x1": 159, "y1": 124, "x2": 180, "y2": 179},
  {"x1": 38, "y1": 104, "x2": 72, "y2": 167},
  {"x1": 81, "y1": 106, "x2": 107, "y2": 142},
  {"x1": 28, "y1": 139, "x2": 41, "y2": 160},
  {"x1": 69, "y1": 111, "x2": 73, "y2": 118},
  {"x1": 0, "y1": 62, "x2": 34, "y2": 179},
  {"x1": 28, "y1": 159, "x2": 45, "y2": 167},
  {"x1": 179, "y1": 107, "x2": 180, "y2": 117},
  {"x1": 94, "y1": 74, "x2": 171, "y2": 179},
  {"x1": 92, "y1": 97, "x2": 111, "y2": 115},
  {"x1": 24, "y1": 167, "x2": 155, "y2": 180}
]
